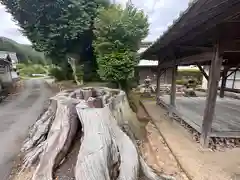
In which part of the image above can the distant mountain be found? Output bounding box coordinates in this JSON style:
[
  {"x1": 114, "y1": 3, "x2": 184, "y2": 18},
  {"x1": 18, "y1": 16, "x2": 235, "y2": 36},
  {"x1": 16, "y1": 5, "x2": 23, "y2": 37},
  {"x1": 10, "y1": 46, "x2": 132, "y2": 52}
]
[{"x1": 0, "y1": 37, "x2": 46, "y2": 64}]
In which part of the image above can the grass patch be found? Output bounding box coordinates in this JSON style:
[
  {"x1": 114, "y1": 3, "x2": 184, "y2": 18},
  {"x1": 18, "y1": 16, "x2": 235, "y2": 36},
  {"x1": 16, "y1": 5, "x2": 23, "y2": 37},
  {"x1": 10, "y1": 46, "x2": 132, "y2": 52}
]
[
  {"x1": 127, "y1": 91, "x2": 155, "y2": 113},
  {"x1": 18, "y1": 63, "x2": 47, "y2": 78}
]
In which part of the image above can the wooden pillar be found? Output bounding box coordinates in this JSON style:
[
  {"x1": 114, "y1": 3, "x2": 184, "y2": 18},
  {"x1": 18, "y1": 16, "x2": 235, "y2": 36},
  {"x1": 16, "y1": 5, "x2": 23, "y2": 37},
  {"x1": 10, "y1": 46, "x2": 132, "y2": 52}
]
[
  {"x1": 170, "y1": 65, "x2": 177, "y2": 107},
  {"x1": 156, "y1": 60, "x2": 161, "y2": 101},
  {"x1": 197, "y1": 65, "x2": 209, "y2": 81},
  {"x1": 164, "y1": 69, "x2": 167, "y2": 84},
  {"x1": 200, "y1": 45, "x2": 223, "y2": 147},
  {"x1": 219, "y1": 67, "x2": 229, "y2": 98},
  {"x1": 232, "y1": 70, "x2": 237, "y2": 89}
]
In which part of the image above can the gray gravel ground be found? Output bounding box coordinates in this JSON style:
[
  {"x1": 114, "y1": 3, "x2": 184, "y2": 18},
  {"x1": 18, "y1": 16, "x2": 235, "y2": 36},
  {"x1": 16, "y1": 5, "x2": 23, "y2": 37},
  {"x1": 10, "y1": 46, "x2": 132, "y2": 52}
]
[{"x1": 0, "y1": 79, "x2": 53, "y2": 180}]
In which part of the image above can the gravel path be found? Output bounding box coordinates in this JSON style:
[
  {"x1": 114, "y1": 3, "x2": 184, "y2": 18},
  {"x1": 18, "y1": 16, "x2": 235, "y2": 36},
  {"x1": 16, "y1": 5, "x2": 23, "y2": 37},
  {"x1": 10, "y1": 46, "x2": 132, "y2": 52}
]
[{"x1": 0, "y1": 79, "x2": 53, "y2": 180}]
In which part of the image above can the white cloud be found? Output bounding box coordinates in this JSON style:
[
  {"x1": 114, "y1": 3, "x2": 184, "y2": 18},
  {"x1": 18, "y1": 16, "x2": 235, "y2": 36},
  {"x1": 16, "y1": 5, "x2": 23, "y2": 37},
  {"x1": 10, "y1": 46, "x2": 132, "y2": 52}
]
[
  {"x1": 115, "y1": 0, "x2": 189, "y2": 42},
  {"x1": 0, "y1": 0, "x2": 189, "y2": 45},
  {"x1": 0, "y1": 5, "x2": 31, "y2": 44}
]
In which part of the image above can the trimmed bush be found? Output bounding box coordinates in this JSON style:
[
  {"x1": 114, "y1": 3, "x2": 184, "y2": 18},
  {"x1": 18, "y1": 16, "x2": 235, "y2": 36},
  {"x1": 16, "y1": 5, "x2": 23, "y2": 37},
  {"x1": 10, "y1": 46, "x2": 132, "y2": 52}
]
[
  {"x1": 176, "y1": 79, "x2": 187, "y2": 85},
  {"x1": 178, "y1": 69, "x2": 202, "y2": 83},
  {"x1": 49, "y1": 67, "x2": 65, "y2": 81},
  {"x1": 18, "y1": 63, "x2": 46, "y2": 77},
  {"x1": 176, "y1": 79, "x2": 198, "y2": 89}
]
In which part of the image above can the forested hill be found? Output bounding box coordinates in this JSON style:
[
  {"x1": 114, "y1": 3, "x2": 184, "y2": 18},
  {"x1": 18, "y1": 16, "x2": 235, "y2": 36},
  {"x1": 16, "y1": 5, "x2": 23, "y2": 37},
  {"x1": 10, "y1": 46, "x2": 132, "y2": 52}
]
[{"x1": 0, "y1": 37, "x2": 46, "y2": 64}]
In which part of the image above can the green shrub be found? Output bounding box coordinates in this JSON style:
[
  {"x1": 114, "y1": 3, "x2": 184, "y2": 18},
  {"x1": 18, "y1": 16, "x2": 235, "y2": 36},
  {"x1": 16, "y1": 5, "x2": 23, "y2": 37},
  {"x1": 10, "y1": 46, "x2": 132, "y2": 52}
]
[
  {"x1": 32, "y1": 64, "x2": 47, "y2": 74},
  {"x1": 127, "y1": 78, "x2": 138, "y2": 89},
  {"x1": 16, "y1": 63, "x2": 26, "y2": 70},
  {"x1": 18, "y1": 63, "x2": 47, "y2": 77},
  {"x1": 106, "y1": 82, "x2": 118, "y2": 89},
  {"x1": 176, "y1": 79, "x2": 187, "y2": 85},
  {"x1": 49, "y1": 66, "x2": 67, "y2": 81},
  {"x1": 75, "y1": 65, "x2": 84, "y2": 83},
  {"x1": 178, "y1": 69, "x2": 202, "y2": 82},
  {"x1": 176, "y1": 79, "x2": 198, "y2": 88}
]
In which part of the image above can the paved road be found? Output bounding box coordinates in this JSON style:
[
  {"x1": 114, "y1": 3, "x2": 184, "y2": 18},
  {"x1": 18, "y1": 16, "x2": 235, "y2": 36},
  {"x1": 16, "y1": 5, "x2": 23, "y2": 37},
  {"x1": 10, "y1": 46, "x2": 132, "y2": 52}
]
[{"x1": 0, "y1": 79, "x2": 53, "y2": 180}]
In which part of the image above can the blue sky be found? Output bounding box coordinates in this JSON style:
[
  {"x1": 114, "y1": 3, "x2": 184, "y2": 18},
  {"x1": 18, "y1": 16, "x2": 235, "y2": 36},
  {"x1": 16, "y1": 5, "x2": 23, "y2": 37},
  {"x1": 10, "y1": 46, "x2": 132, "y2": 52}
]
[{"x1": 0, "y1": 0, "x2": 189, "y2": 44}]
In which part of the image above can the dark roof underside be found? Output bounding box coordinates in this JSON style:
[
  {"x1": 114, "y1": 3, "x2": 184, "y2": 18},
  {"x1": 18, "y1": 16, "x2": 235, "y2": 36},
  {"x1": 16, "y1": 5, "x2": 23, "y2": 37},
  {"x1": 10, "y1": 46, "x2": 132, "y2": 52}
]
[{"x1": 141, "y1": 0, "x2": 240, "y2": 62}]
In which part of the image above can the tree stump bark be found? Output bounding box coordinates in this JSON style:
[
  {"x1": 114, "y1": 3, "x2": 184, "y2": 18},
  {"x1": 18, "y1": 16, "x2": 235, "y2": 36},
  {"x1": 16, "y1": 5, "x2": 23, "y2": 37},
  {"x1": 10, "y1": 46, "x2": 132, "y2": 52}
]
[{"x1": 21, "y1": 87, "x2": 175, "y2": 180}]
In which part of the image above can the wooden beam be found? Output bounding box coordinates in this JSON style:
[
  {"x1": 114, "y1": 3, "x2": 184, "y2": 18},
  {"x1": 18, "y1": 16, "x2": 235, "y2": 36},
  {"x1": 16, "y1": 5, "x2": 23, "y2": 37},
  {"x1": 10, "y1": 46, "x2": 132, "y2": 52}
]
[
  {"x1": 226, "y1": 65, "x2": 240, "y2": 78},
  {"x1": 170, "y1": 65, "x2": 177, "y2": 107},
  {"x1": 156, "y1": 60, "x2": 161, "y2": 101},
  {"x1": 157, "y1": 52, "x2": 213, "y2": 69},
  {"x1": 197, "y1": 64, "x2": 209, "y2": 81},
  {"x1": 176, "y1": 45, "x2": 212, "y2": 52},
  {"x1": 232, "y1": 70, "x2": 237, "y2": 89},
  {"x1": 200, "y1": 44, "x2": 223, "y2": 147},
  {"x1": 219, "y1": 40, "x2": 240, "y2": 55},
  {"x1": 156, "y1": 68, "x2": 168, "y2": 101},
  {"x1": 178, "y1": 52, "x2": 213, "y2": 65},
  {"x1": 155, "y1": 59, "x2": 166, "y2": 101}
]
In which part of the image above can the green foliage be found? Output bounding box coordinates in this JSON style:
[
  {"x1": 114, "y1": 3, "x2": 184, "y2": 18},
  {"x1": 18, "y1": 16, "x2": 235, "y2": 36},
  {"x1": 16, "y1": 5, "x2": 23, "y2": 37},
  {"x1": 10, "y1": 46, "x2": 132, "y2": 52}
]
[
  {"x1": 49, "y1": 66, "x2": 67, "y2": 81},
  {"x1": 176, "y1": 79, "x2": 188, "y2": 85},
  {"x1": 1, "y1": 0, "x2": 110, "y2": 82},
  {"x1": 18, "y1": 63, "x2": 47, "y2": 77},
  {"x1": 1, "y1": 0, "x2": 109, "y2": 61},
  {"x1": 48, "y1": 63, "x2": 73, "y2": 81},
  {"x1": 94, "y1": 4, "x2": 149, "y2": 88},
  {"x1": 97, "y1": 51, "x2": 137, "y2": 82},
  {"x1": 178, "y1": 69, "x2": 202, "y2": 82},
  {"x1": 0, "y1": 37, "x2": 46, "y2": 64},
  {"x1": 94, "y1": 4, "x2": 149, "y2": 54},
  {"x1": 16, "y1": 63, "x2": 26, "y2": 70},
  {"x1": 176, "y1": 79, "x2": 198, "y2": 88},
  {"x1": 75, "y1": 65, "x2": 84, "y2": 82},
  {"x1": 127, "y1": 78, "x2": 139, "y2": 89}
]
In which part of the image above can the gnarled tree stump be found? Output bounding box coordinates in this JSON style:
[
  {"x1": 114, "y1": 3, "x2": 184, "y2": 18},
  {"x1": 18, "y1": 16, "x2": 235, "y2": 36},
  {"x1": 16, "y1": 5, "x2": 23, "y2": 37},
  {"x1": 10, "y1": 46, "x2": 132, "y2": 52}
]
[{"x1": 21, "y1": 87, "x2": 175, "y2": 180}]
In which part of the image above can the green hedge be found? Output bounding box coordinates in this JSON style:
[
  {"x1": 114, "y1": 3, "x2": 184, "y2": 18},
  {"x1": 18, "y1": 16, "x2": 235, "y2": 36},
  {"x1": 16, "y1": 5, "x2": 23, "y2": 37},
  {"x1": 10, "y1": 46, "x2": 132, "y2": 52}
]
[
  {"x1": 177, "y1": 69, "x2": 202, "y2": 82},
  {"x1": 18, "y1": 63, "x2": 47, "y2": 77}
]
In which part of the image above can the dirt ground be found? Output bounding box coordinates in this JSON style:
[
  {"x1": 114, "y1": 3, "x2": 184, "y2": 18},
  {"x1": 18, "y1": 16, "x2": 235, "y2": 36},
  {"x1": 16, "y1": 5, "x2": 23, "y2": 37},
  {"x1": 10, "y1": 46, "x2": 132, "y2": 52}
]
[
  {"x1": 139, "y1": 122, "x2": 189, "y2": 179},
  {"x1": 126, "y1": 100, "x2": 188, "y2": 179},
  {"x1": 142, "y1": 100, "x2": 240, "y2": 180}
]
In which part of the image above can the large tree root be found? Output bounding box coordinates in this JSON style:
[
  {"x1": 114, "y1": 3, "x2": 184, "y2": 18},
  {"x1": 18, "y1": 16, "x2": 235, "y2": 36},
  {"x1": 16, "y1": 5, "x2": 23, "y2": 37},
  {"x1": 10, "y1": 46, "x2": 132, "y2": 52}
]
[{"x1": 21, "y1": 87, "x2": 175, "y2": 180}]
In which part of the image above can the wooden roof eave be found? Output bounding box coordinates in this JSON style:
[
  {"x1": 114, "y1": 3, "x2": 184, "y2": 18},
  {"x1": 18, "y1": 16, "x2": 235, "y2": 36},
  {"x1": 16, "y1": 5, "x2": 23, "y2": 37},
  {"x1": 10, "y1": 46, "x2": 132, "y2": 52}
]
[
  {"x1": 157, "y1": 52, "x2": 213, "y2": 69},
  {"x1": 141, "y1": 0, "x2": 240, "y2": 60}
]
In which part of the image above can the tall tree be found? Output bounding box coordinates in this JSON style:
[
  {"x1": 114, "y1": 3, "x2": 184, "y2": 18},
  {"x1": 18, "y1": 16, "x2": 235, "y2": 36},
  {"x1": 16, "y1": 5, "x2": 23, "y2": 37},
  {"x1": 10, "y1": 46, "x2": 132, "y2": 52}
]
[
  {"x1": 94, "y1": 4, "x2": 149, "y2": 89},
  {"x1": 0, "y1": 0, "x2": 109, "y2": 83}
]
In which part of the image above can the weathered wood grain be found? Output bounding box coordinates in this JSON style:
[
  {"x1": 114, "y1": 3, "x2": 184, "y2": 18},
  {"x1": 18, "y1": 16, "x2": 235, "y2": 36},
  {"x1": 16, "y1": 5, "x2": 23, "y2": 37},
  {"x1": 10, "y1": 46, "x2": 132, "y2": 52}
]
[
  {"x1": 32, "y1": 98, "x2": 79, "y2": 180},
  {"x1": 21, "y1": 87, "x2": 175, "y2": 180}
]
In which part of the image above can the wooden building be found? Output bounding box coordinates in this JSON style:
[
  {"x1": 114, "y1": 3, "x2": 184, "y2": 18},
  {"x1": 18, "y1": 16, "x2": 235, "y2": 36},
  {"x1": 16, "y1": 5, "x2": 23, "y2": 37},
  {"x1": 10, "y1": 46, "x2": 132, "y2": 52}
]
[
  {"x1": 136, "y1": 60, "x2": 173, "y2": 84},
  {"x1": 202, "y1": 66, "x2": 240, "y2": 90},
  {"x1": 141, "y1": 0, "x2": 240, "y2": 147},
  {"x1": 0, "y1": 52, "x2": 13, "y2": 87},
  {"x1": 136, "y1": 60, "x2": 199, "y2": 85}
]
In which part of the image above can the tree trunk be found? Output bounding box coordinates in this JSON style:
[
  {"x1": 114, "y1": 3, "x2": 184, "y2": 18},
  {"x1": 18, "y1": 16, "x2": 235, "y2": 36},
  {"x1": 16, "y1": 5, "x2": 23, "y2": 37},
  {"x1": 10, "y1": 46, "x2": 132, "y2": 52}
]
[
  {"x1": 21, "y1": 87, "x2": 175, "y2": 180},
  {"x1": 67, "y1": 57, "x2": 83, "y2": 85}
]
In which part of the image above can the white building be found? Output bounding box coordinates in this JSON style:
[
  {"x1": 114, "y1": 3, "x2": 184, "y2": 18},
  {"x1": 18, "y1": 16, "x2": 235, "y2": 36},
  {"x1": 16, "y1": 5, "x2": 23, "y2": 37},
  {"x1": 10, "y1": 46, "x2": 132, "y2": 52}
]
[{"x1": 202, "y1": 66, "x2": 240, "y2": 90}]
